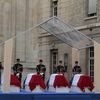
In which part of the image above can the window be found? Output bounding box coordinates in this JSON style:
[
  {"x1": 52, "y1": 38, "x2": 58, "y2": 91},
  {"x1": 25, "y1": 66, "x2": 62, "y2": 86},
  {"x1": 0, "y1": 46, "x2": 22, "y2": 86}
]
[
  {"x1": 87, "y1": 0, "x2": 97, "y2": 17},
  {"x1": 88, "y1": 47, "x2": 94, "y2": 82},
  {"x1": 51, "y1": 0, "x2": 58, "y2": 16},
  {"x1": 64, "y1": 53, "x2": 68, "y2": 72},
  {"x1": 50, "y1": 49, "x2": 58, "y2": 73}
]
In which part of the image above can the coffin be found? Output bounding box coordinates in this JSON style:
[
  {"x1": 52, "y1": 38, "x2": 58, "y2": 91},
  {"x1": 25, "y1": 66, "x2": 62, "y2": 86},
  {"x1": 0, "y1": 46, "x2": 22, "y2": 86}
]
[
  {"x1": 48, "y1": 74, "x2": 70, "y2": 92},
  {"x1": 1, "y1": 74, "x2": 21, "y2": 92},
  {"x1": 70, "y1": 74, "x2": 94, "y2": 93},
  {"x1": 24, "y1": 73, "x2": 46, "y2": 92}
]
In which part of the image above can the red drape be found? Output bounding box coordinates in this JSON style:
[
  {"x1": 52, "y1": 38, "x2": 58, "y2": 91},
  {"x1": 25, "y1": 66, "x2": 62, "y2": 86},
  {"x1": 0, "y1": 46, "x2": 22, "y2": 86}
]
[
  {"x1": 77, "y1": 75, "x2": 94, "y2": 91},
  {"x1": 29, "y1": 74, "x2": 46, "y2": 91},
  {"x1": 53, "y1": 75, "x2": 70, "y2": 88},
  {"x1": 10, "y1": 74, "x2": 21, "y2": 87}
]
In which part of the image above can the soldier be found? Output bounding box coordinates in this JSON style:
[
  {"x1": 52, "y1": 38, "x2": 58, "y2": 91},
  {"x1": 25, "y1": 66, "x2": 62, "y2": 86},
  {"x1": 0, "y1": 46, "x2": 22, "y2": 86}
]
[
  {"x1": 0, "y1": 62, "x2": 3, "y2": 84},
  {"x1": 36, "y1": 59, "x2": 46, "y2": 81},
  {"x1": 72, "y1": 61, "x2": 81, "y2": 75},
  {"x1": 13, "y1": 59, "x2": 23, "y2": 82},
  {"x1": 56, "y1": 60, "x2": 65, "y2": 74}
]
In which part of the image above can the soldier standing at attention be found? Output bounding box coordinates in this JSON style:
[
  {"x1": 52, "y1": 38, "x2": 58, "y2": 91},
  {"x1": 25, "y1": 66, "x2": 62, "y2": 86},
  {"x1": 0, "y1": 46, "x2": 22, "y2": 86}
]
[
  {"x1": 36, "y1": 59, "x2": 46, "y2": 81},
  {"x1": 0, "y1": 62, "x2": 3, "y2": 84},
  {"x1": 72, "y1": 61, "x2": 82, "y2": 75},
  {"x1": 56, "y1": 60, "x2": 65, "y2": 74},
  {"x1": 13, "y1": 59, "x2": 23, "y2": 82}
]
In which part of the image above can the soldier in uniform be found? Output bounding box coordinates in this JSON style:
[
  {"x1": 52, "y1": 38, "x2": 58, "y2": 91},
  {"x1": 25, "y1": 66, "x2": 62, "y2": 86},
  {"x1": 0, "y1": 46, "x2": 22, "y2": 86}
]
[
  {"x1": 13, "y1": 59, "x2": 23, "y2": 82},
  {"x1": 72, "y1": 61, "x2": 81, "y2": 75},
  {"x1": 0, "y1": 62, "x2": 3, "y2": 84},
  {"x1": 56, "y1": 60, "x2": 65, "y2": 74},
  {"x1": 36, "y1": 59, "x2": 46, "y2": 81}
]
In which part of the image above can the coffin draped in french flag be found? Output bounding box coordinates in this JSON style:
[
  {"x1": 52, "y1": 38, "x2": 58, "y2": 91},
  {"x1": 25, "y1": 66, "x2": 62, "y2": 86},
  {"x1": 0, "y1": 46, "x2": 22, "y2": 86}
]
[
  {"x1": 70, "y1": 74, "x2": 94, "y2": 92},
  {"x1": 1, "y1": 74, "x2": 21, "y2": 92},
  {"x1": 10, "y1": 74, "x2": 21, "y2": 87},
  {"x1": 47, "y1": 74, "x2": 70, "y2": 92},
  {"x1": 24, "y1": 73, "x2": 46, "y2": 92},
  {"x1": 10, "y1": 74, "x2": 21, "y2": 92}
]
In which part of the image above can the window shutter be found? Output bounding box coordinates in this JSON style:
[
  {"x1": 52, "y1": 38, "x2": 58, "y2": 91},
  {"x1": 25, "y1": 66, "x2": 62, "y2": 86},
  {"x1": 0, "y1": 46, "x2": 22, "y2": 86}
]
[{"x1": 88, "y1": 0, "x2": 96, "y2": 14}]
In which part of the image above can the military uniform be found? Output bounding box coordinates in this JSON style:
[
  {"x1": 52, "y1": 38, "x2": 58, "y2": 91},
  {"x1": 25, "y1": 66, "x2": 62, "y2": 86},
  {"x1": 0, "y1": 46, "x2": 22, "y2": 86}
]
[
  {"x1": 56, "y1": 65, "x2": 65, "y2": 74},
  {"x1": 72, "y1": 65, "x2": 81, "y2": 74},
  {"x1": 13, "y1": 63, "x2": 23, "y2": 82},
  {"x1": 0, "y1": 62, "x2": 3, "y2": 84},
  {"x1": 36, "y1": 64, "x2": 46, "y2": 81}
]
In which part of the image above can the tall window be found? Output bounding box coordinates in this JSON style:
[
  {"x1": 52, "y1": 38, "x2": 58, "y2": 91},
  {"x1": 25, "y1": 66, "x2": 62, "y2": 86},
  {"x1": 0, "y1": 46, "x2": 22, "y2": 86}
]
[
  {"x1": 51, "y1": 0, "x2": 58, "y2": 16},
  {"x1": 64, "y1": 53, "x2": 68, "y2": 72},
  {"x1": 88, "y1": 47, "x2": 94, "y2": 82},
  {"x1": 50, "y1": 49, "x2": 58, "y2": 73},
  {"x1": 87, "y1": 0, "x2": 97, "y2": 17}
]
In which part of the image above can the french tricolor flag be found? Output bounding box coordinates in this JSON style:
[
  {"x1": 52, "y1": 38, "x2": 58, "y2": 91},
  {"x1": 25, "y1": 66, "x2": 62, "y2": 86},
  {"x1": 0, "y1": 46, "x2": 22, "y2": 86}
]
[
  {"x1": 10, "y1": 74, "x2": 21, "y2": 87},
  {"x1": 24, "y1": 73, "x2": 46, "y2": 91},
  {"x1": 48, "y1": 74, "x2": 70, "y2": 88},
  {"x1": 1, "y1": 74, "x2": 21, "y2": 87},
  {"x1": 71, "y1": 74, "x2": 94, "y2": 91}
]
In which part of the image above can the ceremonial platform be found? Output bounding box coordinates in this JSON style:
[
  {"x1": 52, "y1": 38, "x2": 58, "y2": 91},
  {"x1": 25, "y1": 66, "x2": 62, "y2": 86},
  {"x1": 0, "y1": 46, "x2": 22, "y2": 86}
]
[{"x1": 0, "y1": 92, "x2": 100, "y2": 100}]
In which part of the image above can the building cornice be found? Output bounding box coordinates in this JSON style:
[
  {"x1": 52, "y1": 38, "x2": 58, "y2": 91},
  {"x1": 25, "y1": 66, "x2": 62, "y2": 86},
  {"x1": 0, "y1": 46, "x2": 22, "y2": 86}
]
[
  {"x1": 39, "y1": 22, "x2": 100, "y2": 38},
  {"x1": 76, "y1": 22, "x2": 100, "y2": 30}
]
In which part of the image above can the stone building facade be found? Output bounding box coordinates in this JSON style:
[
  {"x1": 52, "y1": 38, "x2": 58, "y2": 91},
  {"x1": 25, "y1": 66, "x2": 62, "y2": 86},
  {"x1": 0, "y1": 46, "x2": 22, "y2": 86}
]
[
  {"x1": 0, "y1": 0, "x2": 100, "y2": 82},
  {"x1": 0, "y1": 0, "x2": 41, "y2": 80},
  {"x1": 38, "y1": 0, "x2": 100, "y2": 81}
]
